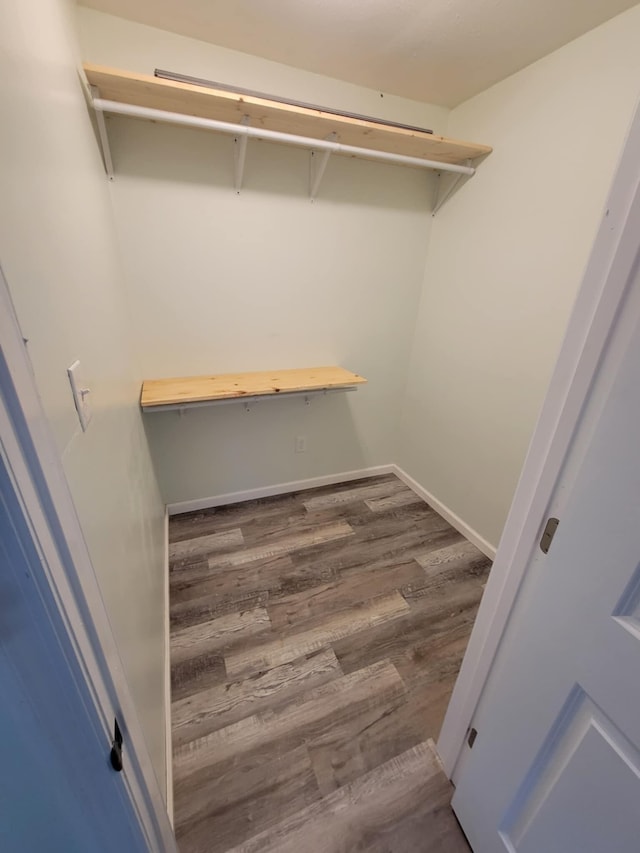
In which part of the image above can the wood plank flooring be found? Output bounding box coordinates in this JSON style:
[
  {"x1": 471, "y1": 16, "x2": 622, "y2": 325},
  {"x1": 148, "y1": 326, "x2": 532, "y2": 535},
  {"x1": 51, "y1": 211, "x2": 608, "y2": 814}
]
[{"x1": 169, "y1": 474, "x2": 490, "y2": 852}]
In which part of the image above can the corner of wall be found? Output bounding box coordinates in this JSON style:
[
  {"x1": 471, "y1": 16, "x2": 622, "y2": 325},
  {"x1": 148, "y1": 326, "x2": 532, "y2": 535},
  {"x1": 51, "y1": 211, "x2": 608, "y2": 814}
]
[
  {"x1": 163, "y1": 506, "x2": 173, "y2": 823},
  {"x1": 394, "y1": 5, "x2": 640, "y2": 551}
]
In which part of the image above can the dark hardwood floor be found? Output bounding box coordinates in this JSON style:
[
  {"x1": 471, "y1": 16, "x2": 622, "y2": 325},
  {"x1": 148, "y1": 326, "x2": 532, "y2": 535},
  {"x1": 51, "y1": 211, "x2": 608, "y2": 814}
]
[{"x1": 169, "y1": 474, "x2": 490, "y2": 852}]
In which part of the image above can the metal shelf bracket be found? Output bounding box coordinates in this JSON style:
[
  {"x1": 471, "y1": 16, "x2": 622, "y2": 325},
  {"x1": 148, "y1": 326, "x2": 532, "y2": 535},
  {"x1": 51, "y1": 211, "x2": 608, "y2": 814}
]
[
  {"x1": 143, "y1": 385, "x2": 358, "y2": 414},
  {"x1": 90, "y1": 86, "x2": 114, "y2": 181},
  {"x1": 234, "y1": 115, "x2": 250, "y2": 193},
  {"x1": 432, "y1": 160, "x2": 473, "y2": 215},
  {"x1": 309, "y1": 133, "x2": 337, "y2": 200},
  {"x1": 91, "y1": 95, "x2": 480, "y2": 186}
]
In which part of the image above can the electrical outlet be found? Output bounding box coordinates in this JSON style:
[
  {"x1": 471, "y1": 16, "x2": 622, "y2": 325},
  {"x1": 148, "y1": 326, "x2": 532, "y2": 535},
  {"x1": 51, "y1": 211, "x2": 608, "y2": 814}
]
[
  {"x1": 295, "y1": 435, "x2": 307, "y2": 453},
  {"x1": 67, "y1": 360, "x2": 92, "y2": 432}
]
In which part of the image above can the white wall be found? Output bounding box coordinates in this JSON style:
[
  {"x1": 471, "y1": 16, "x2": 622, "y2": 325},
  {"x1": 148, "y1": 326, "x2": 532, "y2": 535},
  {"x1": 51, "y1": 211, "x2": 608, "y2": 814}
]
[
  {"x1": 77, "y1": 9, "x2": 445, "y2": 504},
  {"x1": 0, "y1": 0, "x2": 167, "y2": 792},
  {"x1": 77, "y1": 6, "x2": 640, "y2": 549},
  {"x1": 398, "y1": 4, "x2": 640, "y2": 551}
]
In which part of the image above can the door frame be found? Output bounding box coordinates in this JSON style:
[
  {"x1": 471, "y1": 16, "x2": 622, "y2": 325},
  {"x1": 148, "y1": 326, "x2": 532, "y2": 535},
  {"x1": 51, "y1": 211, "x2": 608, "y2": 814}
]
[
  {"x1": 438, "y1": 98, "x2": 640, "y2": 778},
  {"x1": 0, "y1": 269, "x2": 176, "y2": 850},
  {"x1": 4, "y1": 108, "x2": 640, "y2": 830}
]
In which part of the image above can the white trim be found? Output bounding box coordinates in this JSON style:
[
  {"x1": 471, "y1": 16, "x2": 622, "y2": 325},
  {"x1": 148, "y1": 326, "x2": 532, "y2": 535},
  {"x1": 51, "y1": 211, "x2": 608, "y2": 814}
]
[
  {"x1": 392, "y1": 466, "x2": 496, "y2": 559},
  {"x1": 166, "y1": 465, "x2": 395, "y2": 515},
  {"x1": 437, "y1": 99, "x2": 640, "y2": 779},
  {"x1": 163, "y1": 507, "x2": 173, "y2": 826},
  {"x1": 0, "y1": 269, "x2": 176, "y2": 849}
]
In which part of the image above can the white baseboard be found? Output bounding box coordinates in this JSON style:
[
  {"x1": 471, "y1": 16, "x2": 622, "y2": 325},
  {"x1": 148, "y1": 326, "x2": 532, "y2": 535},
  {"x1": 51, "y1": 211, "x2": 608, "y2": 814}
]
[
  {"x1": 162, "y1": 508, "x2": 173, "y2": 826},
  {"x1": 166, "y1": 463, "x2": 497, "y2": 559},
  {"x1": 392, "y1": 465, "x2": 497, "y2": 560},
  {"x1": 166, "y1": 465, "x2": 396, "y2": 515}
]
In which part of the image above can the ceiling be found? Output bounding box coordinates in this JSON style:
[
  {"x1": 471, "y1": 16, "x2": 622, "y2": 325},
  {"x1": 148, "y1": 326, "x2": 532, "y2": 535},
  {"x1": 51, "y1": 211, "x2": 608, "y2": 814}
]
[{"x1": 78, "y1": 0, "x2": 639, "y2": 107}]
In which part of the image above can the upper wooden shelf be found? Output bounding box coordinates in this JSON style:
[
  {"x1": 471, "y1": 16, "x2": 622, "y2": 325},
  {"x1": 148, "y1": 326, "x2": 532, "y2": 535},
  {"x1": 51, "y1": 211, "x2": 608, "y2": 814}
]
[
  {"x1": 84, "y1": 64, "x2": 491, "y2": 166},
  {"x1": 141, "y1": 366, "x2": 367, "y2": 411}
]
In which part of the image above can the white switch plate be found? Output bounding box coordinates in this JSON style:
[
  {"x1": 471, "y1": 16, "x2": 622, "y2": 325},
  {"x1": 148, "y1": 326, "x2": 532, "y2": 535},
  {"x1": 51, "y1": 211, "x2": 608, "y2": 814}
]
[
  {"x1": 67, "y1": 360, "x2": 92, "y2": 432},
  {"x1": 295, "y1": 435, "x2": 307, "y2": 453}
]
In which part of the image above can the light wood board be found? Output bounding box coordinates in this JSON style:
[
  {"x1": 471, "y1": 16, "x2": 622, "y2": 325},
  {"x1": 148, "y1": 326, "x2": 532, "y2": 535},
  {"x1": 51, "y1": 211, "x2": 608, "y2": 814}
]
[
  {"x1": 85, "y1": 64, "x2": 492, "y2": 165},
  {"x1": 141, "y1": 366, "x2": 366, "y2": 409},
  {"x1": 226, "y1": 741, "x2": 469, "y2": 853}
]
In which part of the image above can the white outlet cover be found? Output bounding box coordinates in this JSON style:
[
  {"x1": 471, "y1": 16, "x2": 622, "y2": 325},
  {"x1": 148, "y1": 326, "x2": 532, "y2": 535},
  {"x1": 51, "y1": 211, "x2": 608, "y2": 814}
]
[{"x1": 67, "y1": 360, "x2": 92, "y2": 432}]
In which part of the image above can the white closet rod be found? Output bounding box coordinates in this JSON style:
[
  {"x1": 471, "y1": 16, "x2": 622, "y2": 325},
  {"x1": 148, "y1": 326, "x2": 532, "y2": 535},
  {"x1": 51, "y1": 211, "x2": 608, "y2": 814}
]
[{"x1": 92, "y1": 98, "x2": 477, "y2": 176}]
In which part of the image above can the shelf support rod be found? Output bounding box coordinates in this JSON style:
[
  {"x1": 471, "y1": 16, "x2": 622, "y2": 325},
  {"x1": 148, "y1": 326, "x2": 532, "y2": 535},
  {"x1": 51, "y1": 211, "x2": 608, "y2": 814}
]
[
  {"x1": 309, "y1": 133, "x2": 336, "y2": 200},
  {"x1": 234, "y1": 115, "x2": 250, "y2": 193},
  {"x1": 92, "y1": 98, "x2": 476, "y2": 177},
  {"x1": 90, "y1": 86, "x2": 114, "y2": 180}
]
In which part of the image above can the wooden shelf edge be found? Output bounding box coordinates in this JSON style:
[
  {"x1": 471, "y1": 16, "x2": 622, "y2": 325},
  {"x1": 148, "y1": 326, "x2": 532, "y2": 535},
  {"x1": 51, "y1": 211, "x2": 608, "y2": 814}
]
[
  {"x1": 84, "y1": 63, "x2": 492, "y2": 166},
  {"x1": 141, "y1": 366, "x2": 367, "y2": 410}
]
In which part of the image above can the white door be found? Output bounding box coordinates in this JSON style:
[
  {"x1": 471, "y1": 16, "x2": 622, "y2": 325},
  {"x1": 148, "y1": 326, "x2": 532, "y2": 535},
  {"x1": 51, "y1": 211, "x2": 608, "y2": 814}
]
[
  {"x1": 0, "y1": 266, "x2": 176, "y2": 851},
  {"x1": 0, "y1": 450, "x2": 147, "y2": 850},
  {"x1": 451, "y1": 199, "x2": 640, "y2": 847}
]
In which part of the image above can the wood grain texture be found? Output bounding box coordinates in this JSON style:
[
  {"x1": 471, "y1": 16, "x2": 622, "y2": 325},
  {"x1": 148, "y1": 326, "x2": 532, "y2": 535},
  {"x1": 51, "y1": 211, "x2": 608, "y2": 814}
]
[
  {"x1": 170, "y1": 589, "x2": 269, "y2": 630},
  {"x1": 173, "y1": 660, "x2": 406, "y2": 777},
  {"x1": 171, "y1": 651, "x2": 227, "y2": 703},
  {"x1": 225, "y1": 593, "x2": 409, "y2": 679},
  {"x1": 169, "y1": 528, "x2": 244, "y2": 566},
  {"x1": 171, "y1": 608, "x2": 271, "y2": 665},
  {"x1": 169, "y1": 474, "x2": 487, "y2": 851},
  {"x1": 208, "y1": 520, "x2": 354, "y2": 568},
  {"x1": 267, "y1": 561, "x2": 425, "y2": 631},
  {"x1": 171, "y1": 648, "x2": 342, "y2": 746},
  {"x1": 301, "y1": 478, "x2": 406, "y2": 511},
  {"x1": 364, "y1": 489, "x2": 423, "y2": 511},
  {"x1": 174, "y1": 744, "x2": 319, "y2": 853},
  {"x1": 168, "y1": 496, "x2": 303, "y2": 543},
  {"x1": 307, "y1": 685, "x2": 414, "y2": 796},
  {"x1": 225, "y1": 741, "x2": 469, "y2": 853},
  {"x1": 170, "y1": 555, "x2": 295, "y2": 602},
  {"x1": 417, "y1": 539, "x2": 492, "y2": 577},
  {"x1": 333, "y1": 581, "x2": 484, "y2": 678},
  {"x1": 85, "y1": 64, "x2": 492, "y2": 166},
  {"x1": 140, "y1": 366, "x2": 366, "y2": 408}
]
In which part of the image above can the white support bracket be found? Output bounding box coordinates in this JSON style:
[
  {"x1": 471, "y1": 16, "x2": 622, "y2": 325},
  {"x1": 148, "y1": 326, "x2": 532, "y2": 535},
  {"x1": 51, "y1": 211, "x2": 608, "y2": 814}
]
[
  {"x1": 143, "y1": 386, "x2": 357, "y2": 414},
  {"x1": 309, "y1": 133, "x2": 337, "y2": 200},
  {"x1": 432, "y1": 160, "x2": 473, "y2": 215},
  {"x1": 94, "y1": 98, "x2": 478, "y2": 178},
  {"x1": 90, "y1": 86, "x2": 114, "y2": 181},
  {"x1": 234, "y1": 115, "x2": 250, "y2": 193}
]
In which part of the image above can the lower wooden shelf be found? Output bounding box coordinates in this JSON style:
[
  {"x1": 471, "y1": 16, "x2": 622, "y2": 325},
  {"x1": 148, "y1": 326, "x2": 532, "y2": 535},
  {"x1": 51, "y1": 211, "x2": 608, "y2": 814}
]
[{"x1": 140, "y1": 366, "x2": 366, "y2": 411}]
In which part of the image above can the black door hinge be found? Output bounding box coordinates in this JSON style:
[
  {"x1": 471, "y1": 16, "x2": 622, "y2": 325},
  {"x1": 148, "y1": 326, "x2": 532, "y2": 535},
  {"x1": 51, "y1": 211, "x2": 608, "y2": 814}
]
[
  {"x1": 467, "y1": 727, "x2": 478, "y2": 748},
  {"x1": 110, "y1": 718, "x2": 123, "y2": 772},
  {"x1": 540, "y1": 517, "x2": 560, "y2": 554}
]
